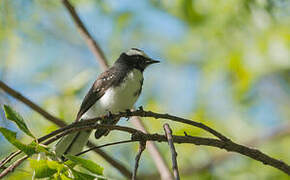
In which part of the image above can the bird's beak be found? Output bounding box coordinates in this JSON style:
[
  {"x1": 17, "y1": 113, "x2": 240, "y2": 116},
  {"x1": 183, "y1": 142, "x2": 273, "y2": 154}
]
[{"x1": 146, "y1": 58, "x2": 160, "y2": 65}]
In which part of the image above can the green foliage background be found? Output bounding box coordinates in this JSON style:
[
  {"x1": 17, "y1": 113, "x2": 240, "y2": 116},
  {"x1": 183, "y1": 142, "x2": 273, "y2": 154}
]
[{"x1": 0, "y1": 0, "x2": 289, "y2": 179}]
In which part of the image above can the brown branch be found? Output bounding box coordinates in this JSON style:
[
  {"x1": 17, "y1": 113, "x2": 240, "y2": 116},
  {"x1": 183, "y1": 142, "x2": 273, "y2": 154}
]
[
  {"x1": 0, "y1": 81, "x2": 65, "y2": 127},
  {"x1": 139, "y1": 109, "x2": 229, "y2": 141},
  {"x1": 0, "y1": 117, "x2": 290, "y2": 178},
  {"x1": 191, "y1": 123, "x2": 290, "y2": 174},
  {"x1": 31, "y1": 116, "x2": 290, "y2": 175},
  {"x1": 61, "y1": 0, "x2": 108, "y2": 70},
  {"x1": 131, "y1": 117, "x2": 173, "y2": 180},
  {"x1": 0, "y1": 155, "x2": 28, "y2": 179},
  {"x1": 44, "y1": 121, "x2": 290, "y2": 175},
  {"x1": 132, "y1": 141, "x2": 146, "y2": 180},
  {"x1": 86, "y1": 108, "x2": 229, "y2": 141},
  {"x1": 1, "y1": 93, "x2": 289, "y2": 177},
  {"x1": 163, "y1": 124, "x2": 180, "y2": 180},
  {"x1": 17, "y1": 108, "x2": 290, "y2": 175},
  {"x1": 76, "y1": 140, "x2": 136, "y2": 157},
  {"x1": 40, "y1": 124, "x2": 140, "y2": 146},
  {"x1": 0, "y1": 124, "x2": 138, "y2": 179},
  {"x1": 0, "y1": 150, "x2": 21, "y2": 169},
  {"x1": 132, "y1": 134, "x2": 290, "y2": 175},
  {"x1": 142, "y1": 123, "x2": 290, "y2": 179},
  {"x1": 0, "y1": 80, "x2": 132, "y2": 178}
]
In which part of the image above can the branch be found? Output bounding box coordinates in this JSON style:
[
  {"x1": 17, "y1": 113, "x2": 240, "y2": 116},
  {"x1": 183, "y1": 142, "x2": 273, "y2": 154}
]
[
  {"x1": 0, "y1": 150, "x2": 21, "y2": 169},
  {"x1": 86, "y1": 107, "x2": 229, "y2": 141},
  {"x1": 193, "y1": 123, "x2": 290, "y2": 174},
  {"x1": 163, "y1": 124, "x2": 180, "y2": 180},
  {"x1": 0, "y1": 116, "x2": 289, "y2": 178},
  {"x1": 85, "y1": 141, "x2": 132, "y2": 178},
  {"x1": 0, "y1": 124, "x2": 138, "y2": 179},
  {"x1": 0, "y1": 81, "x2": 65, "y2": 127},
  {"x1": 17, "y1": 110, "x2": 289, "y2": 175},
  {"x1": 37, "y1": 119, "x2": 290, "y2": 175},
  {"x1": 76, "y1": 140, "x2": 136, "y2": 157},
  {"x1": 0, "y1": 155, "x2": 28, "y2": 179},
  {"x1": 26, "y1": 114, "x2": 290, "y2": 175},
  {"x1": 132, "y1": 141, "x2": 146, "y2": 180},
  {"x1": 130, "y1": 117, "x2": 173, "y2": 180},
  {"x1": 142, "y1": 123, "x2": 290, "y2": 179},
  {"x1": 0, "y1": 80, "x2": 132, "y2": 178},
  {"x1": 61, "y1": 0, "x2": 108, "y2": 70}
]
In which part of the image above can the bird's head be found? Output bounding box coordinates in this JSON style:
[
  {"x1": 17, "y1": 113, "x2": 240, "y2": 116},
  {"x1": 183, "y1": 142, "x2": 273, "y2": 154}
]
[{"x1": 115, "y1": 48, "x2": 160, "y2": 72}]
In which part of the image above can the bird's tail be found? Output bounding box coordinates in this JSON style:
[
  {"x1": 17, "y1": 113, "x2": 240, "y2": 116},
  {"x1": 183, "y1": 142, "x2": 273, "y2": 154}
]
[
  {"x1": 54, "y1": 129, "x2": 113, "y2": 158},
  {"x1": 54, "y1": 130, "x2": 91, "y2": 158},
  {"x1": 54, "y1": 117, "x2": 120, "y2": 158}
]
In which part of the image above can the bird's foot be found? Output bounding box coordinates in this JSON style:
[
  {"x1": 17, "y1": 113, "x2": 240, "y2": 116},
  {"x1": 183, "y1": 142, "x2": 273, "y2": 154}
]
[
  {"x1": 138, "y1": 106, "x2": 144, "y2": 111},
  {"x1": 125, "y1": 109, "x2": 132, "y2": 121},
  {"x1": 105, "y1": 111, "x2": 113, "y2": 119}
]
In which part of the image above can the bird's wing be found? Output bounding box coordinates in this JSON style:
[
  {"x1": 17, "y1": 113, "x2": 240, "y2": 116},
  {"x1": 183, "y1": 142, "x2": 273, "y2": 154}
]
[{"x1": 75, "y1": 68, "x2": 117, "y2": 121}]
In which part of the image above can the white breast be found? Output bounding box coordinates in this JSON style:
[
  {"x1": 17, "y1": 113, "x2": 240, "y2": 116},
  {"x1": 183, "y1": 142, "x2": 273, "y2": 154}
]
[{"x1": 82, "y1": 69, "x2": 143, "y2": 119}]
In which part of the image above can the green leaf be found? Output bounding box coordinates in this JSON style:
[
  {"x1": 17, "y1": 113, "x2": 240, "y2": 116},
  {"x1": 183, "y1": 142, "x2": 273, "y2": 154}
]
[
  {"x1": 70, "y1": 169, "x2": 95, "y2": 180},
  {"x1": 60, "y1": 174, "x2": 73, "y2": 180},
  {"x1": 0, "y1": 127, "x2": 36, "y2": 155},
  {"x1": 3, "y1": 105, "x2": 34, "y2": 138},
  {"x1": 47, "y1": 160, "x2": 66, "y2": 172},
  {"x1": 29, "y1": 159, "x2": 58, "y2": 178},
  {"x1": 65, "y1": 155, "x2": 103, "y2": 175},
  {"x1": 29, "y1": 141, "x2": 54, "y2": 156}
]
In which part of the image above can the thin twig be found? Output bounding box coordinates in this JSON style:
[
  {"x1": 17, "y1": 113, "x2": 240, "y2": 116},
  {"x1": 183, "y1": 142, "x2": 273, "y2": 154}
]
[
  {"x1": 132, "y1": 141, "x2": 146, "y2": 180},
  {"x1": 41, "y1": 124, "x2": 140, "y2": 146},
  {"x1": 0, "y1": 155, "x2": 28, "y2": 178},
  {"x1": 0, "y1": 81, "x2": 65, "y2": 127},
  {"x1": 86, "y1": 142, "x2": 132, "y2": 178},
  {"x1": 61, "y1": 0, "x2": 108, "y2": 70},
  {"x1": 0, "y1": 150, "x2": 21, "y2": 169},
  {"x1": 115, "y1": 124, "x2": 290, "y2": 179},
  {"x1": 131, "y1": 117, "x2": 173, "y2": 180},
  {"x1": 163, "y1": 124, "x2": 180, "y2": 180},
  {"x1": 35, "y1": 119, "x2": 290, "y2": 175},
  {"x1": 86, "y1": 108, "x2": 229, "y2": 141},
  {"x1": 76, "y1": 140, "x2": 136, "y2": 157},
  {"x1": 190, "y1": 123, "x2": 290, "y2": 174},
  {"x1": 0, "y1": 80, "x2": 132, "y2": 178}
]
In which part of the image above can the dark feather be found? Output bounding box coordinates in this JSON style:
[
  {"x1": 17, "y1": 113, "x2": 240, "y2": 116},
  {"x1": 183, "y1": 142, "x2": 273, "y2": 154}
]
[{"x1": 75, "y1": 65, "x2": 130, "y2": 121}]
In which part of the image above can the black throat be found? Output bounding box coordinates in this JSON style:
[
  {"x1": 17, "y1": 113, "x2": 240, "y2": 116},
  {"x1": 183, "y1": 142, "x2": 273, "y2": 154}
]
[{"x1": 110, "y1": 61, "x2": 141, "y2": 88}]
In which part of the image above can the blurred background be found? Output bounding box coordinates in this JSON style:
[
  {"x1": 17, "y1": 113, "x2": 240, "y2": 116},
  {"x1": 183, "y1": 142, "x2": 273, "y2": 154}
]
[{"x1": 0, "y1": 0, "x2": 289, "y2": 179}]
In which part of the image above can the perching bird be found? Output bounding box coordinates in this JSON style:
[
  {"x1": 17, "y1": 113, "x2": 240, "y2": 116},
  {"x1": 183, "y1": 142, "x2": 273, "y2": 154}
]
[{"x1": 54, "y1": 48, "x2": 159, "y2": 158}]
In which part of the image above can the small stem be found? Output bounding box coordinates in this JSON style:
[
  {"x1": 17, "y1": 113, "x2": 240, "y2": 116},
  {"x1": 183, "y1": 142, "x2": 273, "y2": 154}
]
[
  {"x1": 132, "y1": 141, "x2": 146, "y2": 180},
  {"x1": 0, "y1": 150, "x2": 22, "y2": 169},
  {"x1": 76, "y1": 140, "x2": 136, "y2": 156},
  {"x1": 164, "y1": 124, "x2": 180, "y2": 180}
]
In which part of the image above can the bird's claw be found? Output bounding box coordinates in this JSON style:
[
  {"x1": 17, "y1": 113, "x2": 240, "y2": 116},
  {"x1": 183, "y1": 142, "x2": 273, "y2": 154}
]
[
  {"x1": 105, "y1": 111, "x2": 113, "y2": 119},
  {"x1": 138, "y1": 106, "x2": 144, "y2": 111}
]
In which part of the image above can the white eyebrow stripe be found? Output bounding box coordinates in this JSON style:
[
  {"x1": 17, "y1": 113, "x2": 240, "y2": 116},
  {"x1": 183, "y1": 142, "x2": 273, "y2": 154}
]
[{"x1": 125, "y1": 48, "x2": 149, "y2": 58}]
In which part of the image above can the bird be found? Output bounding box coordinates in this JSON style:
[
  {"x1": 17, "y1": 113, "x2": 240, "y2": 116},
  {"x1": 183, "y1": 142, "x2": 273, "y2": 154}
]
[{"x1": 54, "y1": 48, "x2": 159, "y2": 158}]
